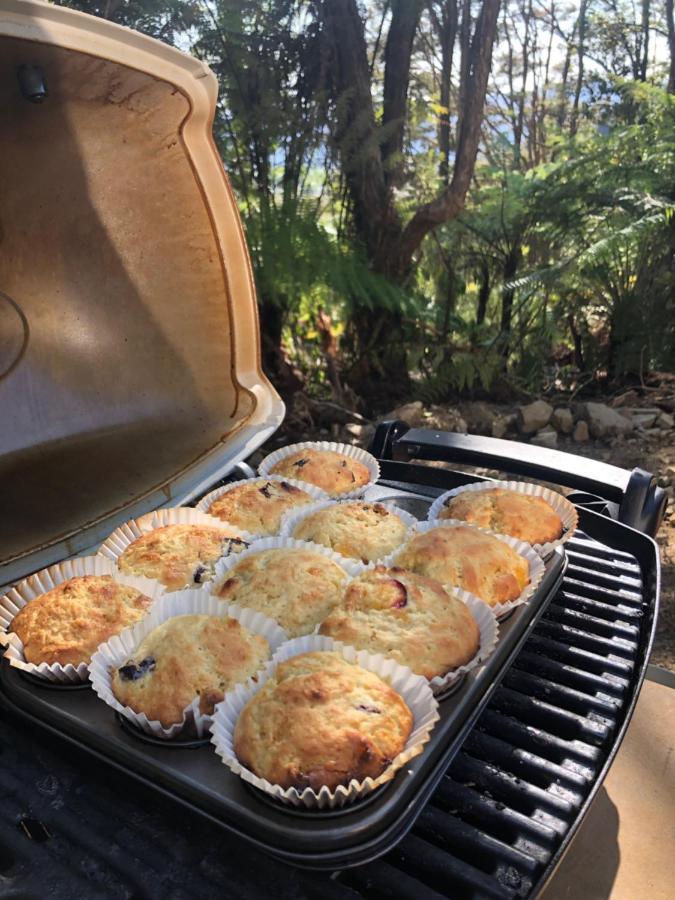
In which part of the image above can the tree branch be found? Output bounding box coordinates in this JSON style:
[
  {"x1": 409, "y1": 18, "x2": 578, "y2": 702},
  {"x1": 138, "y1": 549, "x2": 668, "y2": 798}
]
[{"x1": 394, "y1": 0, "x2": 501, "y2": 276}]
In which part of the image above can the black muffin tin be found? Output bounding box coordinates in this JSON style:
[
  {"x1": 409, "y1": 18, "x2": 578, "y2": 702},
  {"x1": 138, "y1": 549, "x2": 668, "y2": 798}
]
[{"x1": 0, "y1": 486, "x2": 566, "y2": 870}]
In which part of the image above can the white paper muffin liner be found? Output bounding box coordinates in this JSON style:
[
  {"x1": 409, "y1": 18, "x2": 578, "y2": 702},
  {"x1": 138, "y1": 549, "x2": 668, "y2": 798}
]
[
  {"x1": 0, "y1": 557, "x2": 164, "y2": 683},
  {"x1": 97, "y1": 507, "x2": 255, "y2": 590},
  {"x1": 210, "y1": 634, "x2": 440, "y2": 808},
  {"x1": 258, "y1": 441, "x2": 380, "y2": 500},
  {"x1": 278, "y1": 499, "x2": 418, "y2": 565},
  {"x1": 210, "y1": 536, "x2": 365, "y2": 635},
  {"x1": 194, "y1": 475, "x2": 328, "y2": 537},
  {"x1": 89, "y1": 590, "x2": 287, "y2": 739},
  {"x1": 381, "y1": 519, "x2": 545, "y2": 620},
  {"x1": 427, "y1": 480, "x2": 579, "y2": 557}
]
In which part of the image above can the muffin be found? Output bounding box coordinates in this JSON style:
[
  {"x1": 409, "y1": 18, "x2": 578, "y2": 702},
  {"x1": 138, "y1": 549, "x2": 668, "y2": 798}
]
[
  {"x1": 216, "y1": 548, "x2": 347, "y2": 636},
  {"x1": 439, "y1": 488, "x2": 563, "y2": 545},
  {"x1": 394, "y1": 525, "x2": 529, "y2": 607},
  {"x1": 111, "y1": 614, "x2": 270, "y2": 727},
  {"x1": 320, "y1": 567, "x2": 480, "y2": 679},
  {"x1": 10, "y1": 576, "x2": 153, "y2": 666},
  {"x1": 290, "y1": 502, "x2": 409, "y2": 563},
  {"x1": 234, "y1": 651, "x2": 413, "y2": 791},
  {"x1": 117, "y1": 524, "x2": 249, "y2": 591},
  {"x1": 206, "y1": 479, "x2": 316, "y2": 536},
  {"x1": 268, "y1": 448, "x2": 370, "y2": 496}
]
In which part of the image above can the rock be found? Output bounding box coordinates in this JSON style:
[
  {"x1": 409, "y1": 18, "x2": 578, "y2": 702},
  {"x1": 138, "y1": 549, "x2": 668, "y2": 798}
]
[
  {"x1": 518, "y1": 400, "x2": 553, "y2": 434},
  {"x1": 624, "y1": 408, "x2": 659, "y2": 429},
  {"x1": 657, "y1": 411, "x2": 674, "y2": 429},
  {"x1": 573, "y1": 420, "x2": 590, "y2": 442},
  {"x1": 551, "y1": 407, "x2": 574, "y2": 434},
  {"x1": 380, "y1": 401, "x2": 424, "y2": 428},
  {"x1": 424, "y1": 405, "x2": 468, "y2": 434},
  {"x1": 583, "y1": 402, "x2": 634, "y2": 439},
  {"x1": 492, "y1": 417, "x2": 509, "y2": 439},
  {"x1": 530, "y1": 427, "x2": 558, "y2": 448},
  {"x1": 462, "y1": 401, "x2": 496, "y2": 435}
]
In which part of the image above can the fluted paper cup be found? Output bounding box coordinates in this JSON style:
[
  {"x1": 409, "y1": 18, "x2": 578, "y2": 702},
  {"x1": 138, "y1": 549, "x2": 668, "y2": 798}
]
[
  {"x1": 194, "y1": 475, "x2": 328, "y2": 537},
  {"x1": 279, "y1": 499, "x2": 418, "y2": 564},
  {"x1": 89, "y1": 590, "x2": 287, "y2": 739},
  {"x1": 210, "y1": 634, "x2": 439, "y2": 809},
  {"x1": 258, "y1": 441, "x2": 380, "y2": 500},
  {"x1": 427, "y1": 479, "x2": 578, "y2": 557},
  {"x1": 383, "y1": 520, "x2": 545, "y2": 620},
  {"x1": 97, "y1": 507, "x2": 254, "y2": 591},
  {"x1": 0, "y1": 557, "x2": 163, "y2": 683}
]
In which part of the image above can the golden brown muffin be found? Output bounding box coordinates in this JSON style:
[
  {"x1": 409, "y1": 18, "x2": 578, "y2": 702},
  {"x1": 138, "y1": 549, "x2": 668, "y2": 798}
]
[
  {"x1": 11, "y1": 576, "x2": 153, "y2": 666},
  {"x1": 207, "y1": 479, "x2": 315, "y2": 536},
  {"x1": 320, "y1": 567, "x2": 480, "y2": 679},
  {"x1": 394, "y1": 525, "x2": 529, "y2": 607},
  {"x1": 439, "y1": 488, "x2": 563, "y2": 545},
  {"x1": 234, "y1": 651, "x2": 413, "y2": 791},
  {"x1": 111, "y1": 614, "x2": 270, "y2": 727},
  {"x1": 117, "y1": 524, "x2": 249, "y2": 591},
  {"x1": 268, "y1": 448, "x2": 370, "y2": 496},
  {"x1": 291, "y1": 502, "x2": 409, "y2": 563},
  {"x1": 216, "y1": 548, "x2": 347, "y2": 637}
]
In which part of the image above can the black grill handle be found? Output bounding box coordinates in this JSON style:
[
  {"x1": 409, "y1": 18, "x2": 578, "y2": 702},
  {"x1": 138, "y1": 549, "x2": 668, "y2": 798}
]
[{"x1": 372, "y1": 422, "x2": 667, "y2": 537}]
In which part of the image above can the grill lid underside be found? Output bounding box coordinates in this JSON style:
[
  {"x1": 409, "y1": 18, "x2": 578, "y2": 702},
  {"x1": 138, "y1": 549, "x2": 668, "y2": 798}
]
[{"x1": 0, "y1": 1, "x2": 284, "y2": 585}]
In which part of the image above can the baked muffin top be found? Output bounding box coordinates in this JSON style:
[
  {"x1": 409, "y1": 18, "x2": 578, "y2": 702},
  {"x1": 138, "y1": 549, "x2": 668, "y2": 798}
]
[
  {"x1": 394, "y1": 525, "x2": 529, "y2": 607},
  {"x1": 216, "y1": 548, "x2": 347, "y2": 637},
  {"x1": 234, "y1": 651, "x2": 413, "y2": 792},
  {"x1": 11, "y1": 575, "x2": 153, "y2": 666},
  {"x1": 117, "y1": 524, "x2": 249, "y2": 591},
  {"x1": 269, "y1": 449, "x2": 370, "y2": 496},
  {"x1": 320, "y1": 566, "x2": 480, "y2": 679},
  {"x1": 111, "y1": 614, "x2": 270, "y2": 727},
  {"x1": 207, "y1": 479, "x2": 315, "y2": 536},
  {"x1": 291, "y1": 502, "x2": 408, "y2": 563},
  {"x1": 439, "y1": 488, "x2": 563, "y2": 545}
]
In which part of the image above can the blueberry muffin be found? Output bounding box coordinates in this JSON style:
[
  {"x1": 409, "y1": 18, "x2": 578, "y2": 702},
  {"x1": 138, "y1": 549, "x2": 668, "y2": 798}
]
[
  {"x1": 206, "y1": 479, "x2": 316, "y2": 536},
  {"x1": 320, "y1": 567, "x2": 480, "y2": 679},
  {"x1": 290, "y1": 502, "x2": 409, "y2": 563},
  {"x1": 439, "y1": 488, "x2": 563, "y2": 545},
  {"x1": 11, "y1": 576, "x2": 153, "y2": 666},
  {"x1": 216, "y1": 548, "x2": 347, "y2": 636},
  {"x1": 117, "y1": 524, "x2": 249, "y2": 591},
  {"x1": 111, "y1": 614, "x2": 270, "y2": 726},
  {"x1": 268, "y1": 448, "x2": 370, "y2": 496},
  {"x1": 234, "y1": 651, "x2": 413, "y2": 791},
  {"x1": 394, "y1": 525, "x2": 530, "y2": 607}
]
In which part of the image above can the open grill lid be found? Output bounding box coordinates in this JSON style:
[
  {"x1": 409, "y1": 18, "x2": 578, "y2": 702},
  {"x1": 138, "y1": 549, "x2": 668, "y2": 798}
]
[{"x1": 0, "y1": 0, "x2": 284, "y2": 586}]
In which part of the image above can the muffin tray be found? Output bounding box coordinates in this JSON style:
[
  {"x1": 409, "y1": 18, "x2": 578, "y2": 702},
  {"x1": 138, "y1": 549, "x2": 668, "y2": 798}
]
[{"x1": 0, "y1": 486, "x2": 566, "y2": 870}]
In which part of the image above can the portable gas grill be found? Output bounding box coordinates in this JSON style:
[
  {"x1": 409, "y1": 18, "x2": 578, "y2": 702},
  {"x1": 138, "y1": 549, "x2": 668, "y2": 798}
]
[{"x1": 0, "y1": 3, "x2": 668, "y2": 898}]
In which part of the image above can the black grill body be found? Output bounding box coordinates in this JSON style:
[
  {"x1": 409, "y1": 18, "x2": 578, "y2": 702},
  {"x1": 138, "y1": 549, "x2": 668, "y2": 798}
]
[{"x1": 0, "y1": 429, "x2": 662, "y2": 898}]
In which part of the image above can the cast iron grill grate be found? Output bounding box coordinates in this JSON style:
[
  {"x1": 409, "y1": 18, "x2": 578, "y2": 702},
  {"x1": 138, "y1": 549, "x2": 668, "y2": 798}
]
[{"x1": 0, "y1": 528, "x2": 650, "y2": 899}]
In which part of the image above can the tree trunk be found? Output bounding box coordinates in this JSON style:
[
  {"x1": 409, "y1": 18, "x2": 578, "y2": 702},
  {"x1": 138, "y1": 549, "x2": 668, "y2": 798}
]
[
  {"x1": 567, "y1": 313, "x2": 585, "y2": 370},
  {"x1": 667, "y1": 0, "x2": 675, "y2": 92},
  {"x1": 476, "y1": 261, "x2": 490, "y2": 325},
  {"x1": 499, "y1": 243, "x2": 521, "y2": 360},
  {"x1": 259, "y1": 300, "x2": 304, "y2": 401},
  {"x1": 435, "y1": 0, "x2": 459, "y2": 184},
  {"x1": 382, "y1": 0, "x2": 423, "y2": 188},
  {"x1": 570, "y1": 0, "x2": 587, "y2": 137},
  {"x1": 393, "y1": 0, "x2": 501, "y2": 279}
]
